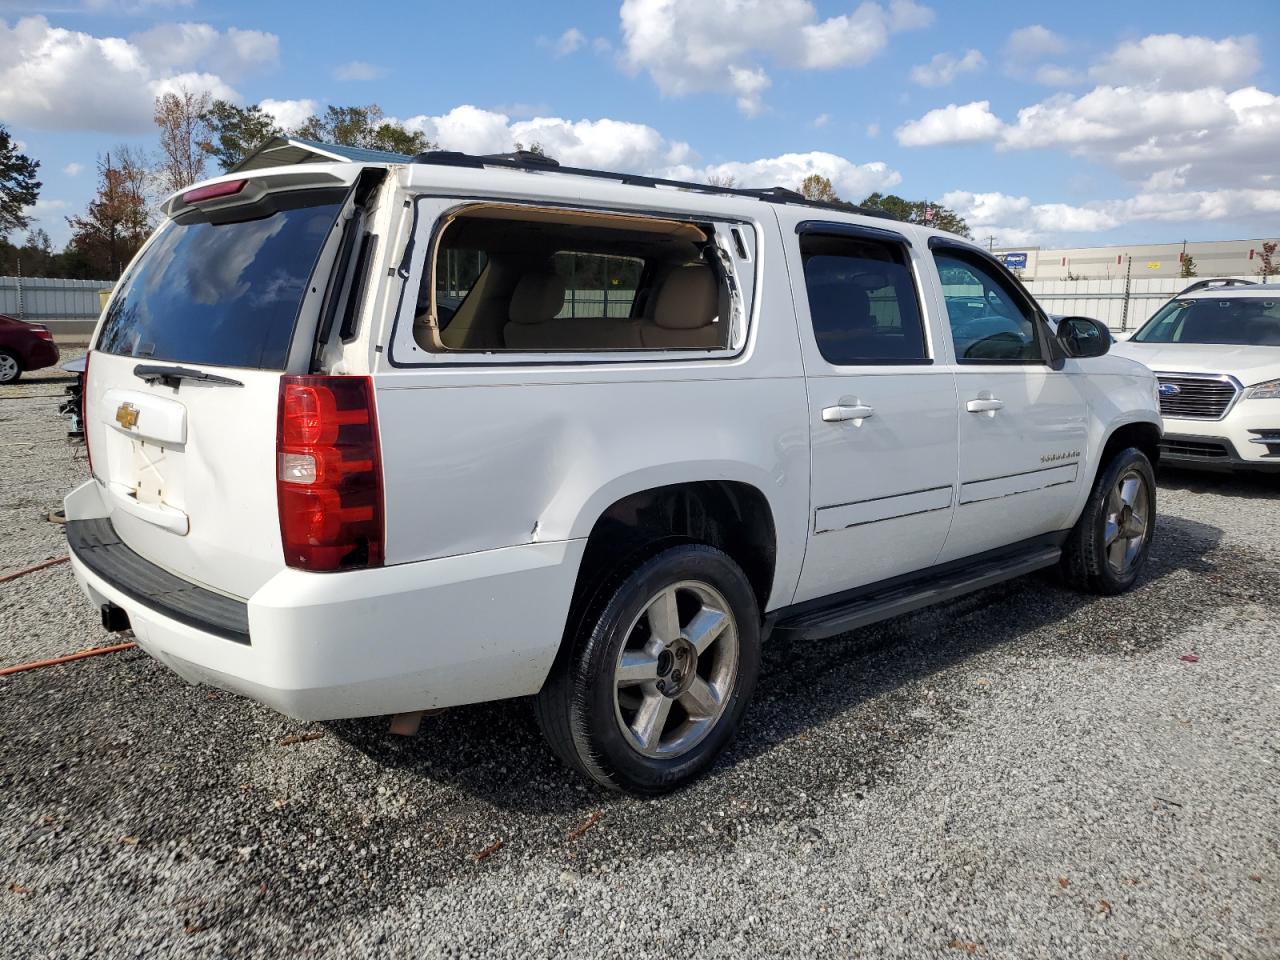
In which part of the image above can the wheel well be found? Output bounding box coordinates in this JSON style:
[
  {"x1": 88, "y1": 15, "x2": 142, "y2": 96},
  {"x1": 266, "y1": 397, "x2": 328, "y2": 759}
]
[
  {"x1": 574, "y1": 481, "x2": 777, "y2": 620},
  {"x1": 1100, "y1": 421, "x2": 1161, "y2": 473}
]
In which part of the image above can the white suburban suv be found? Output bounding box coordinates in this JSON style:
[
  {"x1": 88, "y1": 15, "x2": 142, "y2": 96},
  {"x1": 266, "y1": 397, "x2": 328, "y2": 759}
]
[
  {"x1": 65, "y1": 151, "x2": 1162, "y2": 793},
  {"x1": 1112, "y1": 284, "x2": 1280, "y2": 474}
]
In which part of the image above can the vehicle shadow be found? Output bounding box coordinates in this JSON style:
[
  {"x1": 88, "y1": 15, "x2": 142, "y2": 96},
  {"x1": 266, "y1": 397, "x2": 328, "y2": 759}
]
[
  {"x1": 1158, "y1": 465, "x2": 1280, "y2": 500},
  {"x1": 329, "y1": 513, "x2": 1235, "y2": 815}
]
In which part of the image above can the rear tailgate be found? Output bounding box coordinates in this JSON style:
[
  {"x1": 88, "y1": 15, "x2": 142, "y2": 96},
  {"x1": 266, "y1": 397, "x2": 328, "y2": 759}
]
[{"x1": 83, "y1": 181, "x2": 350, "y2": 600}]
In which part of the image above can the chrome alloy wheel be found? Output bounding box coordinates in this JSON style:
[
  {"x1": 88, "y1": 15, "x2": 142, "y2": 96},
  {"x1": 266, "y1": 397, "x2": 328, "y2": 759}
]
[
  {"x1": 1104, "y1": 468, "x2": 1151, "y2": 576},
  {"x1": 612, "y1": 581, "x2": 739, "y2": 759},
  {"x1": 0, "y1": 353, "x2": 18, "y2": 384}
]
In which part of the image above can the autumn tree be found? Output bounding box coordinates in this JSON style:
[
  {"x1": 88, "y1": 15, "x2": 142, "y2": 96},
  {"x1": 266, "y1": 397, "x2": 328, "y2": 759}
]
[
  {"x1": 154, "y1": 86, "x2": 212, "y2": 192},
  {"x1": 1257, "y1": 241, "x2": 1278, "y2": 281},
  {"x1": 201, "y1": 100, "x2": 283, "y2": 172},
  {"x1": 859, "y1": 192, "x2": 972, "y2": 239},
  {"x1": 799, "y1": 174, "x2": 840, "y2": 203},
  {"x1": 66, "y1": 147, "x2": 154, "y2": 279},
  {"x1": 1, "y1": 123, "x2": 41, "y2": 235}
]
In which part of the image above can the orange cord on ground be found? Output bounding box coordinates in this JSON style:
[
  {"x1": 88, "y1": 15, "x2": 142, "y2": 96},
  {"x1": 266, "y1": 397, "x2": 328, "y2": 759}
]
[
  {"x1": 0, "y1": 555, "x2": 70, "y2": 584},
  {"x1": 0, "y1": 642, "x2": 137, "y2": 677}
]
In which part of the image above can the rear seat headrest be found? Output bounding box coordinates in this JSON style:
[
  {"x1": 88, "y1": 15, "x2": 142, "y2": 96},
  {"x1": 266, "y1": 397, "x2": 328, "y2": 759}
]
[
  {"x1": 654, "y1": 265, "x2": 718, "y2": 330},
  {"x1": 508, "y1": 272, "x2": 566, "y2": 325}
]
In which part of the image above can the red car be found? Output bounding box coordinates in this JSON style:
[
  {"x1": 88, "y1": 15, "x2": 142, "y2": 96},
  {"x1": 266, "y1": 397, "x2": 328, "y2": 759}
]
[{"x1": 0, "y1": 313, "x2": 60, "y2": 384}]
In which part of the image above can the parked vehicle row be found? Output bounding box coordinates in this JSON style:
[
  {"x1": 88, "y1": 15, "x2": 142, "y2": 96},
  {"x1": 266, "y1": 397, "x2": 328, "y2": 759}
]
[{"x1": 64, "y1": 152, "x2": 1162, "y2": 792}]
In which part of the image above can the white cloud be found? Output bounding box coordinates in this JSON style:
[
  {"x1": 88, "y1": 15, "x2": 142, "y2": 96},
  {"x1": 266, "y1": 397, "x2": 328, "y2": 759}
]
[
  {"x1": 944, "y1": 185, "x2": 1280, "y2": 245},
  {"x1": 1005, "y1": 25, "x2": 1066, "y2": 60},
  {"x1": 910, "y1": 48, "x2": 984, "y2": 87},
  {"x1": 1034, "y1": 63, "x2": 1081, "y2": 86},
  {"x1": 0, "y1": 16, "x2": 275, "y2": 132},
  {"x1": 1089, "y1": 33, "x2": 1258, "y2": 90},
  {"x1": 683, "y1": 151, "x2": 901, "y2": 199},
  {"x1": 129, "y1": 22, "x2": 278, "y2": 79},
  {"x1": 895, "y1": 100, "x2": 1002, "y2": 146},
  {"x1": 333, "y1": 60, "x2": 387, "y2": 81},
  {"x1": 258, "y1": 98, "x2": 316, "y2": 131},
  {"x1": 813, "y1": 113, "x2": 830, "y2": 127},
  {"x1": 553, "y1": 27, "x2": 585, "y2": 56},
  {"x1": 619, "y1": 0, "x2": 932, "y2": 115},
  {"x1": 63, "y1": 162, "x2": 84, "y2": 176},
  {"x1": 397, "y1": 105, "x2": 900, "y2": 201},
  {"x1": 865, "y1": 121, "x2": 880, "y2": 138}
]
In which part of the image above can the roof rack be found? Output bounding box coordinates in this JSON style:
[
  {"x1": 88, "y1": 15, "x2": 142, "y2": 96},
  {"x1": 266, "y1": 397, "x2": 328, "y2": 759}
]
[{"x1": 410, "y1": 149, "x2": 897, "y2": 220}]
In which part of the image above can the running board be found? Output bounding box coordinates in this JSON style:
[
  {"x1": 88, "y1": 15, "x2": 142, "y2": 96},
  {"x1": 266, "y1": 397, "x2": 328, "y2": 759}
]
[{"x1": 771, "y1": 546, "x2": 1062, "y2": 642}]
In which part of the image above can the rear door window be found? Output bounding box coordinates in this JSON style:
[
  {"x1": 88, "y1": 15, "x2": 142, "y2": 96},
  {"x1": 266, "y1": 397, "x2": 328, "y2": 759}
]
[
  {"x1": 799, "y1": 233, "x2": 929, "y2": 364},
  {"x1": 96, "y1": 190, "x2": 344, "y2": 369}
]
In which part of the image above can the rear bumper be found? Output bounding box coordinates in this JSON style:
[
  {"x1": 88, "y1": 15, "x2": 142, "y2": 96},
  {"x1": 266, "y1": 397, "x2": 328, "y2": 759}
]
[
  {"x1": 1162, "y1": 407, "x2": 1280, "y2": 473},
  {"x1": 64, "y1": 480, "x2": 585, "y2": 720}
]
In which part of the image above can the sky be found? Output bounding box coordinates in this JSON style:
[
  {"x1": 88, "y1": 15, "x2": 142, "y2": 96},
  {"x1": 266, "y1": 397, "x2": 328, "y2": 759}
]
[{"x1": 1, "y1": 0, "x2": 1278, "y2": 251}]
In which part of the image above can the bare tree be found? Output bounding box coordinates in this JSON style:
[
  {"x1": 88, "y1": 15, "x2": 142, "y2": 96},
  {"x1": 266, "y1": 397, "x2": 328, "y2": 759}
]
[
  {"x1": 705, "y1": 173, "x2": 738, "y2": 188},
  {"x1": 154, "y1": 86, "x2": 212, "y2": 193}
]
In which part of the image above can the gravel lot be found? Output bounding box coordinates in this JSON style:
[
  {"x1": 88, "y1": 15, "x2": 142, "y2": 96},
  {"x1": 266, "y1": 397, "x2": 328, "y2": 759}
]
[{"x1": 2, "y1": 356, "x2": 1278, "y2": 959}]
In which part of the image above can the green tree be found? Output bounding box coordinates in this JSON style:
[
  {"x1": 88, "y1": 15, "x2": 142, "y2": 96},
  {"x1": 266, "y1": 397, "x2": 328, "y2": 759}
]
[
  {"x1": 1, "y1": 123, "x2": 41, "y2": 235},
  {"x1": 295, "y1": 104, "x2": 435, "y2": 155},
  {"x1": 859, "y1": 192, "x2": 972, "y2": 238},
  {"x1": 1179, "y1": 253, "x2": 1197, "y2": 278},
  {"x1": 201, "y1": 100, "x2": 283, "y2": 172}
]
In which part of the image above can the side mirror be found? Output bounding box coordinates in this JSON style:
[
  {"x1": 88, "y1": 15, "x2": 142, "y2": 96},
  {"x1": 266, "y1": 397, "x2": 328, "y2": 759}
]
[{"x1": 1056, "y1": 316, "x2": 1112, "y2": 359}]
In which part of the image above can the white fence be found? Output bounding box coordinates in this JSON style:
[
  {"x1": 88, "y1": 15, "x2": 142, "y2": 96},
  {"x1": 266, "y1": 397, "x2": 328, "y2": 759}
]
[{"x1": 1021, "y1": 276, "x2": 1256, "y2": 332}]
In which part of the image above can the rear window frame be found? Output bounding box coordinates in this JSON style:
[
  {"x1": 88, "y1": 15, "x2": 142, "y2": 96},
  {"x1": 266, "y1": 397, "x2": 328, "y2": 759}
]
[
  {"x1": 385, "y1": 195, "x2": 760, "y2": 369},
  {"x1": 94, "y1": 187, "x2": 349, "y2": 372}
]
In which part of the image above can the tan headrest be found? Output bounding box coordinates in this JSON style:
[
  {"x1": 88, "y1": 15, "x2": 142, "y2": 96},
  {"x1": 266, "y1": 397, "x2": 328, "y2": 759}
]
[
  {"x1": 508, "y1": 272, "x2": 565, "y2": 325},
  {"x1": 654, "y1": 265, "x2": 718, "y2": 330}
]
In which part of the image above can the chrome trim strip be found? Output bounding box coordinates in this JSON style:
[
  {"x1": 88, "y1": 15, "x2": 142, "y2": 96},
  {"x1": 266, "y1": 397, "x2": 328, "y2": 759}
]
[
  {"x1": 814, "y1": 484, "x2": 954, "y2": 534},
  {"x1": 960, "y1": 462, "x2": 1079, "y2": 505}
]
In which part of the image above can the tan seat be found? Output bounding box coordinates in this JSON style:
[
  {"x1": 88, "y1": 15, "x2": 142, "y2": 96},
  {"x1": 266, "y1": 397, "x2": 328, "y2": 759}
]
[
  {"x1": 639, "y1": 265, "x2": 723, "y2": 349},
  {"x1": 503, "y1": 271, "x2": 643, "y2": 350}
]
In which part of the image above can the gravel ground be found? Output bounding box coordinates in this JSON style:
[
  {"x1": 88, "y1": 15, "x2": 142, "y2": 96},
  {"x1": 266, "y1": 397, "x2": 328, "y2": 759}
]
[{"x1": 2, "y1": 366, "x2": 1278, "y2": 959}]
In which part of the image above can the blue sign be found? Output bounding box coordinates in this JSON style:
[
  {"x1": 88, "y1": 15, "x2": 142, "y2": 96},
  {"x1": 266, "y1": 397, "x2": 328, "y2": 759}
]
[{"x1": 1000, "y1": 252, "x2": 1028, "y2": 270}]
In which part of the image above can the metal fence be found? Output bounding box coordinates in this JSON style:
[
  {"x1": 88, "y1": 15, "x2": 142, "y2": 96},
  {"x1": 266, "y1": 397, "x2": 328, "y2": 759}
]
[
  {"x1": 1022, "y1": 276, "x2": 1256, "y2": 332},
  {"x1": 1, "y1": 276, "x2": 114, "y2": 327}
]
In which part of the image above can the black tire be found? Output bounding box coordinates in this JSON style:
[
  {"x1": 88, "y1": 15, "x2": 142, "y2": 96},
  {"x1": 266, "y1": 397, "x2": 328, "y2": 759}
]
[
  {"x1": 535, "y1": 543, "x2": 761, "y2": 794},
  {"x1": 1061, "y1": 446, "x2": 1156, "y2": 595},
  {"x1": 0, "y1": 350, "x2": 21, "y2": 385}
]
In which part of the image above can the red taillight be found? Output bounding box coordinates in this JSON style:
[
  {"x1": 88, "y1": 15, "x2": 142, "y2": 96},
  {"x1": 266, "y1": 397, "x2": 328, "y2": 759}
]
[
  {"x1": 31, "y1": 325, "x2": 53, "y2": 341},
  {"x1": 276, "y1": 376, "x2": 384, "y2": 572},
  {"x1": 182, "y1": 179, "x2": 247, "y2": 204},
  {"x1": 82, "y1": 349, "x2": 94, "y2": 477}
]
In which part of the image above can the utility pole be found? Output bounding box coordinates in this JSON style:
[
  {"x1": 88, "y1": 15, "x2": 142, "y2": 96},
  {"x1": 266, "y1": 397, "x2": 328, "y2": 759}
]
[{"x1": 984, "y1": 234, "x2": 997, "y2": 251}]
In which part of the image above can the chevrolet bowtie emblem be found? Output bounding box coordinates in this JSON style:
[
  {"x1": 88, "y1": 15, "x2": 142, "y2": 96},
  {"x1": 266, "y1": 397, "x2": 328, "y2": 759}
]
[{"x1": 115, "y1": 402, "x2": 140, "y2": 429}]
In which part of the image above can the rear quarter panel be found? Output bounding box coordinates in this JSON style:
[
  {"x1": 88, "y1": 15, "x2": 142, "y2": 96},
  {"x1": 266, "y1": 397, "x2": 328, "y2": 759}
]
[{"x1": 372, "y1": 213, "x2": 811, "y2": 613}]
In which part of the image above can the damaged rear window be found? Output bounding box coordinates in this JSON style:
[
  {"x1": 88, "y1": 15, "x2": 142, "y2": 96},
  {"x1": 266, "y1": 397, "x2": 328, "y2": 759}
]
[{"x1": 96, "y1": 191, "x2": 343, "y2": 370}]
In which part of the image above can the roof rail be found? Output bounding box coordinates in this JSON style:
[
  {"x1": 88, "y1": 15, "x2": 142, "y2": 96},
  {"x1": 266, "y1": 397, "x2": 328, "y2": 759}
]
[{"x1": 409, "y1": 149, "x2": 897, "y2": 220}]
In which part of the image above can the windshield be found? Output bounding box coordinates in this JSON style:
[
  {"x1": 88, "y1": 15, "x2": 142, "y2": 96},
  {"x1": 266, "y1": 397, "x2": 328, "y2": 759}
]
[
  {"x1": 1133, "y1": 296, "x2": 1280, "y2": 346},
  {"x1": 96, "y1": 190, "x2": 344, "y2": 369}
]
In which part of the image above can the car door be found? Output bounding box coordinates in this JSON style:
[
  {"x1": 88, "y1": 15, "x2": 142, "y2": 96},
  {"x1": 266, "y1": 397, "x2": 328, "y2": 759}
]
[
  {"x1": 784, "y1": 217, "x2": 960, "y2": 605},
  {"x1": 928, "y1": 241, "x2": 1089, "y2": 563}
]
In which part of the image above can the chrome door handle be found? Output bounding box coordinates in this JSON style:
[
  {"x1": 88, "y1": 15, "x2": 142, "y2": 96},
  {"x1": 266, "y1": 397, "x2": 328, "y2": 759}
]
[
  {"x1": 966, "y1": 396, "x2": 1004, "y2": 415},
  {"x1": 822, "y1": 403, "x2": 875, "y2": 423}
]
